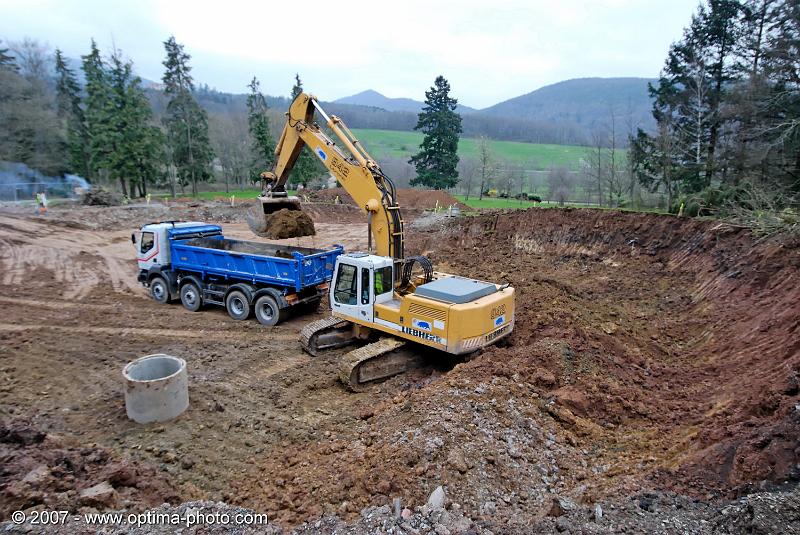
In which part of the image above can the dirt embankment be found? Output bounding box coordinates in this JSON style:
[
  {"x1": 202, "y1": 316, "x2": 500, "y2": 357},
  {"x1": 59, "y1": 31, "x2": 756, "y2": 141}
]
[{"x1": 421, "y1": 208, "x2": 800, "y2": 495}]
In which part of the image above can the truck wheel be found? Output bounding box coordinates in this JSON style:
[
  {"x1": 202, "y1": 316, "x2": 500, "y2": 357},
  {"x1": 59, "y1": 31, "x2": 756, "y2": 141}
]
[
  {"x1": 149, "y1": 276, "x2": 169, "y2": 304},
  {"x1": 226, "y1": 290, "x2": 251, "y2": 320},
  {"x1": 180, "y1": 282, "x2": 202, "y2": 312},
  {"x1": 254, "y1": 295, "x2": 282, "y2": 326}
]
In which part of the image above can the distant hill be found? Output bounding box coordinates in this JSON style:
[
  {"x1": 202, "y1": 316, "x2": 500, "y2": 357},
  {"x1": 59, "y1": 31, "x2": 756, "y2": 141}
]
[
  {"x1": 480, "y1": 77, "x2": 656, "y2": 134},
  {"x1": 334, "y1": 89, "x2": 475, "y2": 114}
]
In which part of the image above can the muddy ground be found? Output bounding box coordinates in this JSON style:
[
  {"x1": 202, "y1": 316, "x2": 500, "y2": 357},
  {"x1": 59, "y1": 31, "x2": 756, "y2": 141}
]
[{"x1": 0, "y1": 198, "x2": 798, "y2": 533}]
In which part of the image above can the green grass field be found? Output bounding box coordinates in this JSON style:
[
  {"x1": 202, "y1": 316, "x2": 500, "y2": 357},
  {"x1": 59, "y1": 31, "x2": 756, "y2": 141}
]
[
  {"x1": 453, "y1": 195, "x2": 601, "y2": 210},
  {"x1": 353, "y1": 129, "x2": 593, "y2": 170}
]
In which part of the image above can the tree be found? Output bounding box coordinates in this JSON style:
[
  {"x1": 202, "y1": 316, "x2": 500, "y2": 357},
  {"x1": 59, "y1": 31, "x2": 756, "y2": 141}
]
[
  {"x1": 0, "y1": 39, "x2": 65, "y2": 175},
  {"x1": 291, "y1": 73, "x2": 303, "y2": 99},
  {"x1": 161, "y1": 36, "x2": 213, "y2": 196},
  {"x1": 246, "y1": 76, "x2": 275, "y2": 180},
  {"x1": 55, "y1": 49, "x2": 89, "y2": 178},
  {"x1": 409, "y1": 75, "x2": 463, "y2": 189},
  {"x1": 547, "y1": 167, "x2": 575, "y2": 205},
  {"x1": 0, "y1": 40, "x2": 17, "y2": 71},
  {"x1": 285, "y1": 73, "x2": 324, "y2": 185},
  {"x1": 82, "y1": 39, "x2": 115, "y2": 182},
  {"x1": 645, "y1": 0, "x2": 744, "y2": 193},
  {"x1": 476, "y1": 135, "x2": 494, "y2": 200},
  {"x1": 106, "y1": 48, "x2": 163, "y2": 197},
  {"x1": 628, "y1": 123, "x2": 682, "y2": 209},
  {"x1": 210, "y1": 112, "x2": 250, "y2": 193}
]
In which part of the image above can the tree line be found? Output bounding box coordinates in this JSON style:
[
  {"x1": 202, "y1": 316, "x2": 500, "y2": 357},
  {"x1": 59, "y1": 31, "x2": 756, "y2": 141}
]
[
  {"x1": 0, "y1": 34, "x2": 467, "y2": 195},
  {"x1": 631, "y1": 0, "x2": 800, "y2": 214},
  {"x1": 0, "y1": 36, "x2": 317, "y2": 197}
]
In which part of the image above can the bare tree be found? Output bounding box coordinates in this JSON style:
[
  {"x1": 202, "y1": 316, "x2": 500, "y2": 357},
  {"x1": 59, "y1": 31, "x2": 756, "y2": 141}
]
[
  {"x1": 588, "y1": 129, "x2": 607, "y2": 206},
  {"x1": 209, "y1": 112, "x2": 250, "y2": 192},
  {"x1": 458, "y1": 157, "x2": 478, "y2": 199},
  {"x1": 9, "y1": 38, "x2": 52, "y2": 92},
  {"x1": 477, "y1": 135, "x2": 494, "y2": 200},
  {"x1": 547, "y1": 166, "x2": 575, "y2": 205}
]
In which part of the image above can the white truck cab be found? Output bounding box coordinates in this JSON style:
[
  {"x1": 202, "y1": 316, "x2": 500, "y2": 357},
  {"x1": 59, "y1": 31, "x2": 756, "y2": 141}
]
[
  {"x1": 330, "y1": 253, "x2": 395, "y2": 323},
  {"x1": 132, "y1": 221, "x2": 209, "y2": 271}
]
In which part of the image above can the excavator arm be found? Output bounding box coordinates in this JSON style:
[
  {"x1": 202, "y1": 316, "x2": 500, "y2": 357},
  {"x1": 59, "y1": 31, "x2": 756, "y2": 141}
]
[{"x1": 253, "y1": 92, "x2": 404, "y2": 261}]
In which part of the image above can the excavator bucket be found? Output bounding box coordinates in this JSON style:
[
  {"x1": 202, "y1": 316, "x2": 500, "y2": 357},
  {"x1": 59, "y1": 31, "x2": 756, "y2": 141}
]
[{"x1": 246, "y1": 195, "x2": 316, "y2": 239}]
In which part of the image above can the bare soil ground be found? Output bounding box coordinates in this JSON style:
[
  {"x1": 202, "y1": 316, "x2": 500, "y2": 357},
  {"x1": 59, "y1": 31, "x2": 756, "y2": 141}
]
[{"x1": 0, "y1": 199, "x2": 797, "y2": 533}]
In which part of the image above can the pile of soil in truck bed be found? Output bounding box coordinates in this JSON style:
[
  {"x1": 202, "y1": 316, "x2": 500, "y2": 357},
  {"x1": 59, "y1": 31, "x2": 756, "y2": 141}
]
[{"x1": 253, "y1": 209, "x2": 316, "y2": 239}]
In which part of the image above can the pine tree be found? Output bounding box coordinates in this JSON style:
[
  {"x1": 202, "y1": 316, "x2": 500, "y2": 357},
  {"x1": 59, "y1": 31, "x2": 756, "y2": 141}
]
[
  {"x1": 107, "y1": 49, "x2": 163, "y2": 197},
  {"x1": 291, "y1": 73, "x2": 303, "y2": 99},
  {"x1": 246, "y1": 76, "x2": 275, "y2": 180},
  {"x1": 761, "y1": 0, "x2": 800, "y2": 192},
  {"x1": 634, "y1": 1, "x2": 744, "y2": 197},
  {"x1": 409, "y1": 75, "x2": 462, "y2": 189},
  {"x1": 0, "y1": 40, "x2": 17, "y2": 71},
  {"x1": 161, "y1": 36, "x2": 213, "y2": 196},
  {"x1": 286, "y1": 73, "x2": 323, "y2": 186},
  {"x1": 55, "y1": 49, "x2": 90, "y2": 178},
  {"x1": 82, "y1": 39, "x2": 115, "y2": 183}
]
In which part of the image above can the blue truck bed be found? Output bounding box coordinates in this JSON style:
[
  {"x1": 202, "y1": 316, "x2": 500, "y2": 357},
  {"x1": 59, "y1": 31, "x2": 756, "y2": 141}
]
[{"x1": 168, "y1": 225, "x2": 343, "y2": 292}]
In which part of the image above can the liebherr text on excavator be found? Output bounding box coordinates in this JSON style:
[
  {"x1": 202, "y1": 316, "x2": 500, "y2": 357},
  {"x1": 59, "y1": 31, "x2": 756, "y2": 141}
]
[{"x1": 252, "y1": 92, "x2": 515, "y2": 390}]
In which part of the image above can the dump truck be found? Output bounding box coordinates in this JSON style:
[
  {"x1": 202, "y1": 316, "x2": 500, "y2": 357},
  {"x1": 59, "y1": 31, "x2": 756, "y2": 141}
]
[{"x1": 133, "y1": 221, "x2": 343, "y2": 325}]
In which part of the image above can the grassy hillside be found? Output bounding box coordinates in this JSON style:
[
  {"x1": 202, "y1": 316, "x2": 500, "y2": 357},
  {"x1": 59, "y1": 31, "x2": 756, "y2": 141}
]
[{"x1": 353, "y1": 129, "x2": 591, "y2": 170}]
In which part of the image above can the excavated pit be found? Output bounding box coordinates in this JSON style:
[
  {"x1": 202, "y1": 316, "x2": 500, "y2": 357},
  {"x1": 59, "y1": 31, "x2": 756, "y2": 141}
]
[{"x1": 0, "y1": 201, "x2": 797, "y2": 531}]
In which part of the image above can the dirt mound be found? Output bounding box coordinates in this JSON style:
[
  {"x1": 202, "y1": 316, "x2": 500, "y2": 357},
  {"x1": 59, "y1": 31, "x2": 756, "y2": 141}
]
[
  {"x1": 308, "y1": 188, "x2": 468, "y2": 211},
  {"x1": 0, "y1": 421, "x2": 179, "y2": 518},
  {"x1": 248, "y1": 209, "x2": 316, "y2": 239},
  {"x1": 82, "y1": 187, "x2": 121, "y2": 206}
]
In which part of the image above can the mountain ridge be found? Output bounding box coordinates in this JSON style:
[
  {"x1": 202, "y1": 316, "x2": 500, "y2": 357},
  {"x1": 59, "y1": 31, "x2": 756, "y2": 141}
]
[{"x1": 335, "y1": 78, "x2": 656, "y2": 135}]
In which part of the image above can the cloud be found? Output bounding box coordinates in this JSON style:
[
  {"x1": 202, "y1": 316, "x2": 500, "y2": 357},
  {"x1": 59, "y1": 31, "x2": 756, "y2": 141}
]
[{"x1": 0, "y1": 0, "x2": 698, "y2": 107}]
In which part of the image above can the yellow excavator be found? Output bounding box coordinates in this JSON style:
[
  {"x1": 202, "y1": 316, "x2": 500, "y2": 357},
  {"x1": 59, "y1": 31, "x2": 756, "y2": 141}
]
[{"x1": 251, "y1": 92, "x2": 515, "y2": 390}]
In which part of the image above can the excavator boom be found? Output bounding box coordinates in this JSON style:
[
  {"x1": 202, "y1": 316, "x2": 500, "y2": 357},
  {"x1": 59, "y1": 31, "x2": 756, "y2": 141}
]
[{"x1": 250, "y1": 93, "x2": 404, "y2": 261}]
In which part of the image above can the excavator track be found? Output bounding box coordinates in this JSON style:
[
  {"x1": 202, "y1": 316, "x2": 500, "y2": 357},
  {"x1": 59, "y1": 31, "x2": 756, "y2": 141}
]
[
  {"x1": 338, "y1": 338, "x2": 425, "y2": 392},
  {"x1": 299, "y1": 316, "x2": 357, "y2": 357}
]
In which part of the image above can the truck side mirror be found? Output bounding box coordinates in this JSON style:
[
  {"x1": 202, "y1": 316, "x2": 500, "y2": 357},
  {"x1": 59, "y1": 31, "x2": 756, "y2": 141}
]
[{"x1": 131, "y1": 232, "x2": 136, "y2": 245}]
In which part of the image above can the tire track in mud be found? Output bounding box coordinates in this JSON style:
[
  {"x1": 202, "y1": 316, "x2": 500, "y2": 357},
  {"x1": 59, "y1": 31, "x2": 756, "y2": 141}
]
[
  {"x1": 0, "y1": 215, "x2": 140, "y2": 299},
  {"x1": 0, "y1": 322, "x2": 299, "y2": 342}
]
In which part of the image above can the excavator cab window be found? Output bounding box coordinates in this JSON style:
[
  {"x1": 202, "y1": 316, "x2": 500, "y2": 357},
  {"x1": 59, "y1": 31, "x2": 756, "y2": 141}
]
[
  {"x1": 374, "y1": 266, "x2": 392, "y2": 296},
  {"x1": 361, "y1": 268, "x2": 370, "y2": 304},
  {"x1": 334, "y1": 264, "x2": 357, "y2": 305}
]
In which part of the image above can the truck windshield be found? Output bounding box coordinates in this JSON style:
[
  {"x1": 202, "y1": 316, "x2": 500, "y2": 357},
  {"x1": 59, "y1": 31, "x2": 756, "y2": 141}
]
[{"x1": 334, "y1": 264, "x2": 357, "y2": 305}]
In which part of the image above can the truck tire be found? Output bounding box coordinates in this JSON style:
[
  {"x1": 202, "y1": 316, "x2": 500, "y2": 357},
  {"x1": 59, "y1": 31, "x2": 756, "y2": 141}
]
[
  {"x1": 149, "y1": 276, "x2": 169, "y2": 304},
  {"x1": 225, "y1": 290, "x2": 251, "y2": 321},
  {"x1": 180, "y1": 282, "x2": 202, "y2": 312},
  {"x1": 254, "y1": 295, "x2": 282, "y2": 326}
]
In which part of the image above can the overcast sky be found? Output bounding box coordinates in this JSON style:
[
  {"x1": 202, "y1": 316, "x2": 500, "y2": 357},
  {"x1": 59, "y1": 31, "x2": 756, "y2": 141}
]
[{"x1": 1, "y1": 0, "x2": 698, "y2": 108}]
